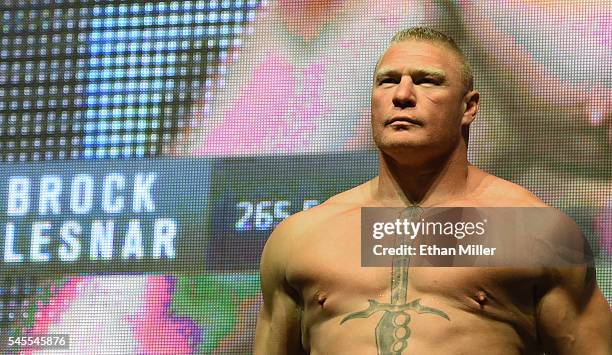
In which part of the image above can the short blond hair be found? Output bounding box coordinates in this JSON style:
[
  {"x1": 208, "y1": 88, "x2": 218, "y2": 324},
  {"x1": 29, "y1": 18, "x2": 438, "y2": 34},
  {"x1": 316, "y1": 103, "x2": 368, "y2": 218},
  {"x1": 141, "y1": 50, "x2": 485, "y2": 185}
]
[{"x1": 389, "y1": 27, "x2": 473, "y2": 92}]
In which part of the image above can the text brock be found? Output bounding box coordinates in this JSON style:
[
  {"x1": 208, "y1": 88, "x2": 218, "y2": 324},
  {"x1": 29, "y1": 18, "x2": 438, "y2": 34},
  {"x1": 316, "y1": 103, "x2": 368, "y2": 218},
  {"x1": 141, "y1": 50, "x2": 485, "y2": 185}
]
[{"x1": 6, "y1": 173, "x2": 157, "y2": 216}]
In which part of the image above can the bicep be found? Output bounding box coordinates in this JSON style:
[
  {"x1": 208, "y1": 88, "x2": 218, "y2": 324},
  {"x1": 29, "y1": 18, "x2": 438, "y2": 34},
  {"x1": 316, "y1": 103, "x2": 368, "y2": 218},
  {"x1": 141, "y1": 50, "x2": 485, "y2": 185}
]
[
  {"x1": 254, "y1": 222, "x2": 305, "y2": 355},
  {"x1": 254, "y1": 287, "x2": 304, "y2": 354},
  {"x1": 537, "y1": 267, "x2": 612, "y2": 355}
]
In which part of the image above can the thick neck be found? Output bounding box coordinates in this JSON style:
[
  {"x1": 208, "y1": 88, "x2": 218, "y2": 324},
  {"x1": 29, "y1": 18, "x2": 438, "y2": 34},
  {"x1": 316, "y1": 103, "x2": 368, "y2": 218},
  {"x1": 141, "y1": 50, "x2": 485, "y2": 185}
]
[{"x1": 374, "y1": 142, "x2": 470, "y2": 207}]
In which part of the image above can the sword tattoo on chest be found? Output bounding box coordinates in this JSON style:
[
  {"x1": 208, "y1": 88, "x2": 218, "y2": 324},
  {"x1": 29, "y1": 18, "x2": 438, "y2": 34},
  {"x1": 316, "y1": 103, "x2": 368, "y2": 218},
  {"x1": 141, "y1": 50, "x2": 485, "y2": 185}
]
[{"x1": 340, "y1": 207, "x2": 450, "y2": 355}]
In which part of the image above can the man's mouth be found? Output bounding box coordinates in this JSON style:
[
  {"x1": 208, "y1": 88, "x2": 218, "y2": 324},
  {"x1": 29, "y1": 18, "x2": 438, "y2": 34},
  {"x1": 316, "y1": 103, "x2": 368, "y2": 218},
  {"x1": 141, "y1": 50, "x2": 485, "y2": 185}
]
[{"x1": 386, "y1": 117, "x2": 421, "y2": 127}]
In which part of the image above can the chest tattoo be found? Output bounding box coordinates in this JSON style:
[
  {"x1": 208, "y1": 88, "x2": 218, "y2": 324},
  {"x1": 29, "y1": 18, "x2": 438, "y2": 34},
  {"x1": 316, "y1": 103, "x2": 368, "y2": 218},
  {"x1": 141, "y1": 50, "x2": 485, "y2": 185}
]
[{"x1": 341, "y1": 207, "x2": 450, "y2": 354}]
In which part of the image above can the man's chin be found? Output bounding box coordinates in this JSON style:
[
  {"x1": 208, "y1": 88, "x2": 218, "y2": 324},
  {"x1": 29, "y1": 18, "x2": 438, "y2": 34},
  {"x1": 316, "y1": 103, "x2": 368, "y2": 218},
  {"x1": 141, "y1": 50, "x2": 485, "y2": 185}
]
[
  {"x1": 374, "y1": 137, "x2": 451, "y2": 163},
  {"x1": 374, "y1": 139, "x2": 428, "y2": 153}
]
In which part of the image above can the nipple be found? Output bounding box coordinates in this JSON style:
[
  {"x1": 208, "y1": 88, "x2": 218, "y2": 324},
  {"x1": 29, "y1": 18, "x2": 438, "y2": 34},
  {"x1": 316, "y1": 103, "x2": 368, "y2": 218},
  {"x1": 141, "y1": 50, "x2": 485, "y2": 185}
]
[{"x1": 475, "y1": 291, "x2": 487, "y2": 306}]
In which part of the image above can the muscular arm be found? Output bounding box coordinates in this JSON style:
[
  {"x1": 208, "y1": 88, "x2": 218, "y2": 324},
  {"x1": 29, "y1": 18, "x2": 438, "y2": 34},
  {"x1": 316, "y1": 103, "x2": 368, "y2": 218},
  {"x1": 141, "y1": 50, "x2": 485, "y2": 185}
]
[
  {"x1": 537, "y1": 266, "x2": 612, "y2": 354},
  {"x1": 254, "y1": 218, "x2": 305, "y2": 354}
]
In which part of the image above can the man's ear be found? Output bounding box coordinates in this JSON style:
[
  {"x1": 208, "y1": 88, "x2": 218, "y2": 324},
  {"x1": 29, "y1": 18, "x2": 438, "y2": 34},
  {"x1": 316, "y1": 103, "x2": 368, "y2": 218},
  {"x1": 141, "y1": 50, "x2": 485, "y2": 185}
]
[{"x1": 462, "y1": 90, "x2": 480, "y2": 126}]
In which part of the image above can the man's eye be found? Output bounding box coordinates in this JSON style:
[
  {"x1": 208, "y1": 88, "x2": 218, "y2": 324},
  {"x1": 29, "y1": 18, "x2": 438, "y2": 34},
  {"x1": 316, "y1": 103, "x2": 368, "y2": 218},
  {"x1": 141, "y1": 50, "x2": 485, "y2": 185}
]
[
  {"x1": 379, "y1": 78, "x2": 397, "y2": 85},
  {"x1": 418, "y1": 77, "x2": 439, "y2": 85}
]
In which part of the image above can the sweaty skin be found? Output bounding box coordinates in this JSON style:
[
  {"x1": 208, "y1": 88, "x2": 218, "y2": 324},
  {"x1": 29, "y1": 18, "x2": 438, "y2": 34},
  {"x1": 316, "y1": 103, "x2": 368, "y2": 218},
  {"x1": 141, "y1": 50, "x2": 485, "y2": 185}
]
[{"x1": 254, "y1": 38, "x2": 612, "y2": 354}]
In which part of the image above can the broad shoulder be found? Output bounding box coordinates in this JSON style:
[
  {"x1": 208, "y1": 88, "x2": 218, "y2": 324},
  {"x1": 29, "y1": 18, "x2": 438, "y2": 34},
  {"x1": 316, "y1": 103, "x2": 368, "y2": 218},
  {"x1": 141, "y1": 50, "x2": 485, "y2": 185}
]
[
  {"x1": 469, "y1": 167, "x2": 548, "y2": 207},
  {"x1": 281, "y1": 179, "x2": 374, "y2": 230},
  {"x1": 262, "y1": 179, "x2": 374, "y2": 259},
  {"x1": 470, "y1": 168, "x2": 590, "y2": 263}
]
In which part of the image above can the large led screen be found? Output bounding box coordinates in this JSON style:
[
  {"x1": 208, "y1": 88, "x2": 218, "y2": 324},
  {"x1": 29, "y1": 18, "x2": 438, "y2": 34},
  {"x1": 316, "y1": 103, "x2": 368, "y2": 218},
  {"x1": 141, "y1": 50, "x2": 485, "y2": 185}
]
[{"x1": 0, "y1": 0, "x2": 610, "y2": 353}]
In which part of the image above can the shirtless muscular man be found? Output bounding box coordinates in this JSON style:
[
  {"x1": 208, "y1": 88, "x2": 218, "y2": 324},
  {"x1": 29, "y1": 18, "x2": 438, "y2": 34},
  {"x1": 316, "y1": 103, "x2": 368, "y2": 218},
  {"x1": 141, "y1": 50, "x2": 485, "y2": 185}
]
[{"x1": 254, "y1": 27, "x2": 612, "y2": 354}]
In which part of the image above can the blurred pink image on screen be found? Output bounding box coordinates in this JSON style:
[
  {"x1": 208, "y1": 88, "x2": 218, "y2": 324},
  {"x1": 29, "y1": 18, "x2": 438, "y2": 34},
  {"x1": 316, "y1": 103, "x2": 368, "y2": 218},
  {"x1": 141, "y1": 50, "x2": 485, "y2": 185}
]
[
  {"x1": 186, "y1": 0, "x2": 439, "y2": 156},
  {"x1": 182, "y1": 0, "x2": 610, "y2": 159},
  {"x1": 22, "y1": 276, "x2": 201, "y2": 354}
]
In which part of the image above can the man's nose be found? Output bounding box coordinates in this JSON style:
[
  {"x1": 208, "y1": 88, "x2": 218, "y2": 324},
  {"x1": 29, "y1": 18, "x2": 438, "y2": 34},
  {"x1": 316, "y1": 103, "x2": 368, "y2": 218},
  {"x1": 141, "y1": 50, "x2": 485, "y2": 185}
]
[{"x1": 392, "y1": 76, "x2": 416, "y2": 109}]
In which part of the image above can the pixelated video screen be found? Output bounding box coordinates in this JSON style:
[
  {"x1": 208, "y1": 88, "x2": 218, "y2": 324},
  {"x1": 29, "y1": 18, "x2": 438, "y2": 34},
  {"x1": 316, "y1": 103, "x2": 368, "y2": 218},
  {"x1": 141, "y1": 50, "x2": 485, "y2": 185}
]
[{"x1": 0, "y1": 0, "x2": 610, "y2": 353}]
